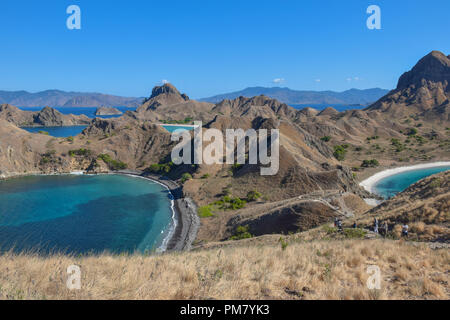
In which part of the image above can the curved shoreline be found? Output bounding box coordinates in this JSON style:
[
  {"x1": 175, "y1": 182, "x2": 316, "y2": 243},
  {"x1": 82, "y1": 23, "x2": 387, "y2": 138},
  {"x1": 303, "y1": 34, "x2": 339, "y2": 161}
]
[
  {"x1": 360, "y1": 161, "x2": 450, "y2": 194},
  {"x1": 115, "y1": 171, "x2": 200, "y2": 252},
  {"x1": 118, "y1": 173, "x2": 178, "y2": 253},
  {"x1": 0, "y1": 170, "x2": 200, "y2": 253}
]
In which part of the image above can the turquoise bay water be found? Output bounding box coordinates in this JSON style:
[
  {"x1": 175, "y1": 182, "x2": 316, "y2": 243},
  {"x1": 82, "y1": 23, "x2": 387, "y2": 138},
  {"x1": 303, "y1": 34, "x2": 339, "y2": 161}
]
[
  {"x1": 373, "y1": 166, "x2": 450, "y2": 199},
  {"x1": 22, "y1": 124, "x2": 195, "y2": 137},
  {"x1": 19, "y1": 107, "x2": 136, "y2": 118},
  {"x1": 162, "y1": 125, "x2": 195, "y2": 133},
  {"x1": 22, "y1": 126, "x2": 88, "y2": 137},
  {"x1": 0, "y1": 175, "x2": 174, "y2": 254}
]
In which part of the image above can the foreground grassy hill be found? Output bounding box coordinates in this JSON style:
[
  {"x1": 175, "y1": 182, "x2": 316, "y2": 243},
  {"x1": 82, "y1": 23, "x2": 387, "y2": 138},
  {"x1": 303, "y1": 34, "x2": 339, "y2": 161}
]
[{"x1": 0, "y1": 239, "x2": 447, "y2": 300}]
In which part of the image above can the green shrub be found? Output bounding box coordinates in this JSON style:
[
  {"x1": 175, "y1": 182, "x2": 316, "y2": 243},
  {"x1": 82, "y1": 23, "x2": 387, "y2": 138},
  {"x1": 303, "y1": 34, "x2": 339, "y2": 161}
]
[
  {"x1": 66, "y1": 136, "x2": 74, "y2": 142},
  {"x1": 230, "y1": 225, "x2": 252, "y2": 240},
  {"x1": 98, "y1": 154, "x2": 127, "y2": 170},
  {"x1": 406, "y1": 128, "x2": 418, "y2": 136},
  {"x1": 320, "y1": 136, "x2": 331, "y2": 142},
  {"x1": 38, "y1": 131, "x2": 49, "y2": 135},
  {"x1": 279, "y1": 237, "x2": 289, "y2": 251},
  {"x1": 343, "y1": 228, "x2": 367, "y2": 239},
  {"x1": 366, "y1": 136, "x2": 379, "y2": 141},
  {"x1": 361, "y1": 159, "x2": 379, "y2": 168},
  {"x1": 69, "y1": 148, "x2": 92, "y2": 157},
  {"x1": 247, "y1": 190, "x2": 262, "y2": 201},
  {"x1": 415, "y1": 135, "x2": 425, "y2": 144},
  {"x1": 181, "y1": 172, "x2": 192, "y2": 183},
  {"x1": 201, "y1": 174, "x2": 210, "y2": 179},
  {"x1": 323, "y1": 225, "x2": 338, "y2": 234},
  {"x1": 146, "y1": 162, "x2": 174, "y2": 174},
  {"x1": 391, "y1": 138, "x2": 405, "y2": 152},
  {"x1": 214, "y1": 196, "x2": 246, "y2": 210},
  {"x1": 198, "y1": 205, "x2": 214, "y2": 218},
  {"x1": 333, "y1": 145, "x2": 347, "y2": 161}
]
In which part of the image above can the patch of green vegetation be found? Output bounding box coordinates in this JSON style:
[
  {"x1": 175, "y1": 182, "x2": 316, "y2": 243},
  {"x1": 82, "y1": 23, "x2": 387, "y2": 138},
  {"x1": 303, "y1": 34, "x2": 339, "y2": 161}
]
[
  {"x1": 200, "y1": 174, "x2": 210, "y2": 179},
  {"x1": 279, "y1": 237, "x2": 289, "y2": 251},
  {"x1": 406, "y1": 128, "x2": 418, "y2": 136},
  {"x1": 391, "y1": 138, "x2": 405, "y2": 152},
  {"x1": 66, "y1": 136, "x2": 74, "y2": 143},
  {"x1": 361, "y1": 159, "x2": 380, "y2": 168},
  {"x1": 39, "y1": 150, "x2": 56, "y2": 165},
  {"x1": 38, "y1": 131, "x2": 49, "y2": 135},
  {"x1": 366, "y1": 135, "x2": 379, "y2": 142},
  {"x1": 198, "y1": 205, "x2": 215, "y2": 218},
  {"x1": 229, "y1": 225, "x2": 252, "y2": 240},
  {"x1": 145, "y1": 162, "x2": 174, "y2": 174},
  {"x1": 323, "y1": 225, "x2": 338, "y2": 234},
  {"x1": 180, "y1": 172, "x2": 192, "y2": 183},
  {"x1": 161, "y1": 117, "x2": 193, "y2": 125},
  {"x1": 333, "y1": 145, "x2": 348, "y2": 161},
  {"x1": 97, "y1": 154, "x2": 127, "y2": 170},
  {"x1": 213, "y1": 196, "x2": 247, "y2": 210},
  {"x1": 343, "y1": 228, "x2": 367, "y2": 239},
  {"x1": 320, "y1": 136, "x2": 331, "y2": 142},
  {"x1": 68, "y1": 148, "x2": 92, "y2": 157},
  {"x1": 415, "y1": 135, "x2": 425, "y2": 144},
  {"x1": 246, "y1": 190, "x2": 262, "y2": 202},
  {"x1": 372, "y1": 144, "x2": 381, "y2": 150}
]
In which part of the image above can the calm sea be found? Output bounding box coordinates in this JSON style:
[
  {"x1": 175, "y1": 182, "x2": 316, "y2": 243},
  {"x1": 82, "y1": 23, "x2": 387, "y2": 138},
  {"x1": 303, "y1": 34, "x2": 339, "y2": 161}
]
[{"x1": 0, "y1": 175, "x2": 174, "y2": 254}]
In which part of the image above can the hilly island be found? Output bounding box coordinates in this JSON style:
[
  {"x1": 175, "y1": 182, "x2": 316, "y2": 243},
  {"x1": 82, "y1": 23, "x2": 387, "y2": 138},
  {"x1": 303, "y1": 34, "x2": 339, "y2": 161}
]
[{"x1": 0, "y1": 51, "x2": 449, "y2": 300}]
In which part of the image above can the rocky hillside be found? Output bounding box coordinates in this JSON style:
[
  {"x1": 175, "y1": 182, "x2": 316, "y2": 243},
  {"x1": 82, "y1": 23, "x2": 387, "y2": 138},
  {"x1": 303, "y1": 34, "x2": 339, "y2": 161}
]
[
  {"x1": 0, "y1": 51, "x2": 449, "y2": 246},
  {"x1": 95, "y1": 106, "x2": 122, "y2": 116},
  {"x1": 367, "y1": 51, "x2": 449, "y2": 121},
  {"x1": 287, "y1": 51, "x2": 450, "y2": 172},
  {"x1": 0, "y1": 104, "x2": 91, "y2": 127},
  {"x1": 134, "y1": 83, "x2": 214, "y2": 122}
]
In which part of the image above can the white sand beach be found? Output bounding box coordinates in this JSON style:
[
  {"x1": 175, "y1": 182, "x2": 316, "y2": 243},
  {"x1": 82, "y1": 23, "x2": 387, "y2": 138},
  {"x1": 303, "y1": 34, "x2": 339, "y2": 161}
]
[{"x1": 360, "y1": 161, "x2": 450, "y2": 194}]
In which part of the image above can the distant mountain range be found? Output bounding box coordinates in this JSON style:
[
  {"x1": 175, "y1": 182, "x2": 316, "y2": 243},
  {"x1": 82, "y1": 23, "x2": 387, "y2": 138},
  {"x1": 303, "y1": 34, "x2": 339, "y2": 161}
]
[
  {"x1": 200, "y1": 87, "x2": 390, "y2": 105},
  {"x1": 0, "y1": 87, "x2": 390, "y2": 108},
  {"x1": 0, "y1": 90, "x2": 143, "y2": 108}
]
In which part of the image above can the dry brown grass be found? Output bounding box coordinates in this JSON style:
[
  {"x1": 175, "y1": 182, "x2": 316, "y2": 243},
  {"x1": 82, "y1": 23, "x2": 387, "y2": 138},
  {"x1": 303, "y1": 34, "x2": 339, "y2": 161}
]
[{"x1": 0, "y1": 239, "x2": 448, "y2": 300}]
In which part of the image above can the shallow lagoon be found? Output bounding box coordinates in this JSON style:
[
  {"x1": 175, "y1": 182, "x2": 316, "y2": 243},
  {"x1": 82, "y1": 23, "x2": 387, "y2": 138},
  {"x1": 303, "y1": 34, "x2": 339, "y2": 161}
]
[
  {"x1": 373, "y1": 166, "x2": 450, "y2": 199},
  {"x1": 0, "y1": 175, "x2": 174, "y2": 254}
]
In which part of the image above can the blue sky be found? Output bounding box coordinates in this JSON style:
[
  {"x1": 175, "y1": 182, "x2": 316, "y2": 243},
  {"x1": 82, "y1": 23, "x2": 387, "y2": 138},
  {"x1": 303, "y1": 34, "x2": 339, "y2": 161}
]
[{"x1": 0, "y1": 0, "x2": 449, "y2": 98}]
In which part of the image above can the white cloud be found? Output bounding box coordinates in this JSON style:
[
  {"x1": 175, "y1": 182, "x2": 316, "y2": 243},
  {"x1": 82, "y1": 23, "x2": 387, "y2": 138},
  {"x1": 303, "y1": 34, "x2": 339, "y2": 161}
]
[
  {"x1": 272, "y1": 78, "x2": 285, "y2": 84},
  {"x1": 347, "y1": 77, "x2": 362, "y2": 82},
  {"x1": 315, "y1": 79, "x2": 321, "y2": 82}
]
